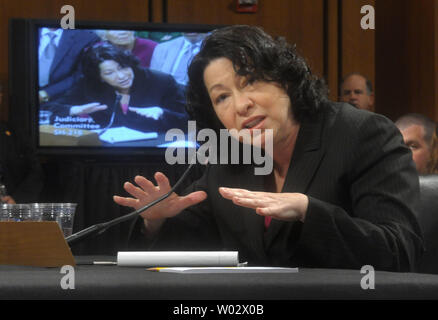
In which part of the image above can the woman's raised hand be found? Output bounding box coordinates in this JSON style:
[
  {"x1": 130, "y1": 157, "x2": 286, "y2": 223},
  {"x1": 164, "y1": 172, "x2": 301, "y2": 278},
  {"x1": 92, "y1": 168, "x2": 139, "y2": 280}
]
[
  {"x1": 218, "y1": 187, "x2": 308, "y2": 222},
  {"x1": 113, "y1": 172, "x2": 207, "y2": 222},
  {"x1": 70, "y1": 102, "x2": 108, "y2": 116}
]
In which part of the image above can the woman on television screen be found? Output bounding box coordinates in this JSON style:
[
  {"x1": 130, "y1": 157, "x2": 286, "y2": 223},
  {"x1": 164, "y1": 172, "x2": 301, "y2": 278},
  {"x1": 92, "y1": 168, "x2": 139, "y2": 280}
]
[{"x1": 44, "y1": 42, "x2": 188, "y2": 134}]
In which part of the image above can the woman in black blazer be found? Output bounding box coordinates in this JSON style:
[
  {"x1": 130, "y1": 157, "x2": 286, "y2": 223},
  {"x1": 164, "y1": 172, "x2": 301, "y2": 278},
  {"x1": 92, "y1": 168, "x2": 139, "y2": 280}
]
[
  {"x1": 45, "y1": 43, "x2": 188, "y2": 133},
  {"x1": 114, "y1": 25, "x2": 423, "y2": 271}
]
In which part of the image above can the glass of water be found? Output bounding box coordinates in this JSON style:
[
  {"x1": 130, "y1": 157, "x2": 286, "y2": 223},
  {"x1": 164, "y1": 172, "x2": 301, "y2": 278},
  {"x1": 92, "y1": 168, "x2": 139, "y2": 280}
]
[
  {"x1": 56, "y1": 203, "x2": 77, "y2": 237},
  {"x1": 9, "y1": 204, "x2": 32, "y2": 221},
  {"x1": 0, "y1": 203, "x2": 12, "y2": 221},
  {"x1": 31, "y1": 203, "x2": 77, "y2": 237},
  {"x1": 39, "y1": 110, "x2": 52, "y2": 125}
]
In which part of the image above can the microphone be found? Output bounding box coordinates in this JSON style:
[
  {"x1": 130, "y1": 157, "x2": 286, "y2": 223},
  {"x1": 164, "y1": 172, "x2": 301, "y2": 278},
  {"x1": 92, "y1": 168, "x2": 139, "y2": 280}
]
[
  {"x1": 66, "y1": 160, "x2": 198, "y2": 246},
  {"x1": 98, "y1": 94, "x2": 121, "y2": 136}
]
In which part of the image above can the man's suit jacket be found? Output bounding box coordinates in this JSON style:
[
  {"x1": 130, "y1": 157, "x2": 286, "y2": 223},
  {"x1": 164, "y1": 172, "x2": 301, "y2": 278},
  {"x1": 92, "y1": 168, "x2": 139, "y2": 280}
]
[
  {"x1": 41, "y1": 29, "x2": 99, "y2": 100},
  {"x1": 134, "y1": 102, "x2": 424, "y2": 272},
  {"x1": 150, "y1": 36, "x2": 186, "y2": 75}
]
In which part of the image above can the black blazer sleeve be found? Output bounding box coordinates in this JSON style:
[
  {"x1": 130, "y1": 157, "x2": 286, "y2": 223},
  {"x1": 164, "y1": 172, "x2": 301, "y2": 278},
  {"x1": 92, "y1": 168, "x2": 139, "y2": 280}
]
[{"x1": 293, "y1": 110, "x2": 423, "y2": 271}]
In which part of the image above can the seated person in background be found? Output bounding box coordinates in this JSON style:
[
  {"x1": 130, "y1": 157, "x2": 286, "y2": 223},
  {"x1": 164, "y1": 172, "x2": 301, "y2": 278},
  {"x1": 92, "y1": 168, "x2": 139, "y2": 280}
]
[
  {"x1": 97, "y1": 30, "x2": 157, "y2": 68},
  {"x1": 114, "y1": 25, "x2": 423, "y2": 271},
  {"x1": 395, "y1": 113, "x2": 436, "y2": 175},
  {"x1": 426, "y1": 124, "x2": 438, "y2": 174},
  {"x1": 339, "y1": 73, "x2": 374, "y2": 111},
  {"x1": 0, "y1": 85, "x2": 44, "y2": 204},
  {"x1": 45, "y1": 43, "x2": 188, "y2": 133},
  {"x1": 38, "y1": 28, "x2": 99, "y2": 104},
  {"x1": 150, "y1": 33, "x2": 207, "y2": 85}
]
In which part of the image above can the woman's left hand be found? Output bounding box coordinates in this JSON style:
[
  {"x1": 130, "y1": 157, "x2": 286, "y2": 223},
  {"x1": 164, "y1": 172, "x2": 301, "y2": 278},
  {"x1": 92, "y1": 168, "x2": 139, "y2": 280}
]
[
  {"x1": 218, "y1": 187, "x2": 308, "y2": 222},
  {"x1": 130, "y1": 106, "x2": 164, "y2": 120}
]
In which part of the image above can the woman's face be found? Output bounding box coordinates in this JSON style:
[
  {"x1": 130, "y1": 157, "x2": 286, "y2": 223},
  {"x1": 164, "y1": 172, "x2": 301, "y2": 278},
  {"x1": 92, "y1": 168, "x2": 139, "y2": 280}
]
[
  {"x1": 203, "y1": 57, "x2": 295, "y2": 147},
  {"x1": 105, "y1": 30, "x2": 135, "y2": 46},
  {"x1": 99, "y1": 60, "x2": 134, "y2": 93}
]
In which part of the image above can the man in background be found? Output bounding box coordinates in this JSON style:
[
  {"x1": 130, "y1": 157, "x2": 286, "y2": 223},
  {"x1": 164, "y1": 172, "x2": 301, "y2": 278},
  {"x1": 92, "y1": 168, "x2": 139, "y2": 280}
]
[
  {"x1": 0, "y1": 84, "x2": 44, "y2": 203},
  {"x1": 339, "y1": 73, "x2": 375, "y2": 111},
  {"x1": 150, "y1": 33, "x2": 207, "y2": 85},
  {"x1": 395, "y1": 113, "x2": 436, "y2": 175},
  {"x1": 38, "y1": 28, "x2": 99, "y2": 104}
]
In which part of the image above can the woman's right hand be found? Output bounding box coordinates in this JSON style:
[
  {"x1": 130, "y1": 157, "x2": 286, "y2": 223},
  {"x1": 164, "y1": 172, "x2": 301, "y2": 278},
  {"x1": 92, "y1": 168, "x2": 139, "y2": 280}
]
[
  {"x1": 113, "y1": 172, "x2": 207, "y2": 233},
  {"x1": 1, "y1": 195, "x2": 16, "y2": 204},
  {"x1": 70, "y1": 102, "x2": 108, "y2": 116}
]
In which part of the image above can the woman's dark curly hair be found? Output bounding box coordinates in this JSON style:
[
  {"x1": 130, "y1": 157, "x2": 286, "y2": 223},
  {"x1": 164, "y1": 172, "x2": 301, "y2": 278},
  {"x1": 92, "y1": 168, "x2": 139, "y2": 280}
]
[
  {"x1": 186, "y1": 25, "x2": 329, "y2": 131},
  {"x1": 81, "y1": 42, "x2": 141, "y2": 91}
]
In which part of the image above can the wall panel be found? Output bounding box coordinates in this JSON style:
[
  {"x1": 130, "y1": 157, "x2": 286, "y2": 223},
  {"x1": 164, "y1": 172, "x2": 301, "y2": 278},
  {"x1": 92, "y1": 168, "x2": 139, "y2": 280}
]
[
  {"x1": 166, "y1": 0, "x2": 325, "y2": 78},
  {"x1": 325, "y1": 0, "x2": 339, "y2": 101},
  {"x1": 340, "y1": 0, "x2": 375, "y2": 109},
  {"x1": 376, "y1": 0, "x2": 438, "y2": 121}
]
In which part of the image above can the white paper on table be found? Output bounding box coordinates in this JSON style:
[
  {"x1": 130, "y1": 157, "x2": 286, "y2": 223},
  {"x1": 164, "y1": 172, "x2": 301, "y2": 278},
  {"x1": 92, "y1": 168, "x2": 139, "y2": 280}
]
[
  {"x1": 148, "y1": 267, "x2": 299, "y2": 274},
  {"x1": 95, "y1": 126, "x2": 158, "y2": 144},
  {"x1": 157, "y1": 140, "x2": 198, "y2": 148},
  {"x1": 117, "y1": 251, "x2": 239, "y2": 267}
]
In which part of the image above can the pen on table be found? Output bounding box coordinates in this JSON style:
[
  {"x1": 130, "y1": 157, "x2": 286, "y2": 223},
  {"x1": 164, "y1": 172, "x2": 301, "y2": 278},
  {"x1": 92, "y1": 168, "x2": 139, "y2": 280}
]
[{"x1": 147, "y1": 267, "x2": 165, "y2": 271}]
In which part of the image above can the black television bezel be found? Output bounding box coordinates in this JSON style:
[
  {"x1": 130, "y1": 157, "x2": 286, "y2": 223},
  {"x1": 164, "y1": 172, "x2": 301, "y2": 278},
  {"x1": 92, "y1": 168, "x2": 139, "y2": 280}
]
[{"x1": 9, "y1": 18, "x2": 223, "y2": 160}]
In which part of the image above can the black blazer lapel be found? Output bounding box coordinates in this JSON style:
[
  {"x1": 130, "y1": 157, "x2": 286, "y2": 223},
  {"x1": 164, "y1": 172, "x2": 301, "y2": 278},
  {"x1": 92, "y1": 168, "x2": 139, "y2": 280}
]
[{"x1": 264, "y1": 112, "x2": 326, "y2": 250}]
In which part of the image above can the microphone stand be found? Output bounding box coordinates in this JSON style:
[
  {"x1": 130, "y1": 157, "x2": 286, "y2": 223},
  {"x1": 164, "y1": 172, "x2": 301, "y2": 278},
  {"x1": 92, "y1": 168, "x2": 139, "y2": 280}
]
[
  {"x1": 66, "y1": 161, "x2": 197, "y2": 246},
  {"x1": 98, "y1": 94, "x2": 121, "y2": 137}
]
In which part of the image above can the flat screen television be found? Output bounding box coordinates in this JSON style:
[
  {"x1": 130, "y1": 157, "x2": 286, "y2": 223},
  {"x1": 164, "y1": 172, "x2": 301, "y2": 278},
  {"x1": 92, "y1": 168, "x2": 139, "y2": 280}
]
[{"x1": 9, "y1": 19, "x2": 220, "y2": 158}]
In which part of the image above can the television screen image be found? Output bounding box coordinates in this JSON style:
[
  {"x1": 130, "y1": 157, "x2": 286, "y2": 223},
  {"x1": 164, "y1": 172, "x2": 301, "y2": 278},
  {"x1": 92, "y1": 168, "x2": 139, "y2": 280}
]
[
  {"x1": 36, "y1": 26, "x2": 210, "y2": 149},
  {"x1": 8, "y1": 19, "x2": 220, "y2": 156}
]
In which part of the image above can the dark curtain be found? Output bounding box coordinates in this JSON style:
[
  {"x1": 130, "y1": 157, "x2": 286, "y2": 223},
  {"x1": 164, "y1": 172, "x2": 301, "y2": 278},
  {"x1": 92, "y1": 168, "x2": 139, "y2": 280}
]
[{"x1": 40, "y1": 156, "x2": 205, "y2": 255}]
